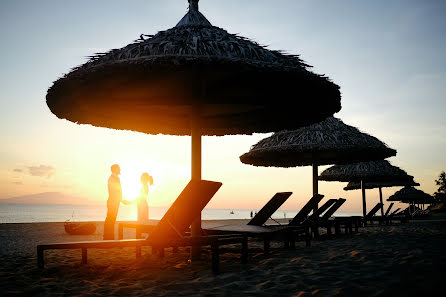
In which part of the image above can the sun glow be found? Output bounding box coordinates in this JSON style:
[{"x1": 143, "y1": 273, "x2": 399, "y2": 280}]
[{"x1": 116, "y1": 157, "x2": 189, "y2": 206}]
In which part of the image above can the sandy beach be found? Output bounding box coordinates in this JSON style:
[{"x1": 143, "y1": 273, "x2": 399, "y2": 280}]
[{"x1": 1, "y1": 215, "x2": 446, "y2": 297}]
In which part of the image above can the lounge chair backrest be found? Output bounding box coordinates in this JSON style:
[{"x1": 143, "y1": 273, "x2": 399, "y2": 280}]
[
  {"x1": 248, "y1": 192, "x2": 292, "y2": 226},
  {"x1": 390, "y1": 208, "x2": 401, "y2": 216},
  {"x1": 384, "y1": 203, "x2": 394, "y2": 217},
  {"x1": 288, "y1": 194, "x2": 324, "y2": 226},
  {"x1": 366, "y1": 203, "x2": 383, "y2": 218},
  {"x1": 321, "y1": 198, "x2": 346, "y2": 220},
  {"x1": 148, "y1": 180, "x2": 222, "y2": 245},
  {"x1": 308, "y1": 199, "x2": 337, "y2": 220}
]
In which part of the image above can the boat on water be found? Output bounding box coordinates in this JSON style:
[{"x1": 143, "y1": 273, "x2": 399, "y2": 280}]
[{"x1": 64, "y1": 221, "x2": 96, "y2": 235}]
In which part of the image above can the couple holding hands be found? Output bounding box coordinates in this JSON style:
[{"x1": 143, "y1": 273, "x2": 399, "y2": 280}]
[{"x1": 103, "y1": 164, "x2": 153, "y2": 240}]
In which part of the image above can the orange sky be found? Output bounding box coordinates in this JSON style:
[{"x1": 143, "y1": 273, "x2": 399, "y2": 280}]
[{"x1": 0, "y1": 0, "x2": 445, "y2": 214}]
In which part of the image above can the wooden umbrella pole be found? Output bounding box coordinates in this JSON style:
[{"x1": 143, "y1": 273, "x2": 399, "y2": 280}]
[
  {"x1": 190, "y1": 105, "x2": 202, "y2": 260},
  {"x1": 361, "y1": 180, "x2": 367, "y2": 217},
  {"x1": 379, "y1": 187, "x2": 384, "y2": 217},
  {"x1": 312, "y1": 162, "x2": 318, "y2": 213}
]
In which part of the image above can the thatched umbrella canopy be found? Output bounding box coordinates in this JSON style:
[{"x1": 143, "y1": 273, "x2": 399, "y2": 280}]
[
  {"x1": 240, "y1": 117, "x2": 396, "y2": 211},
  {"x1": 387, "y1": 186, "x2": 434, "y2": 205},
  {"x1": 344, "y1": 179, "x2": 419, "y2": 216},
  {"x1": 319, "y1": 160, "x2": 413, "y2": 217},
  {"x1": 46, "y1": 0, "x2": 341, "y2": 259}
]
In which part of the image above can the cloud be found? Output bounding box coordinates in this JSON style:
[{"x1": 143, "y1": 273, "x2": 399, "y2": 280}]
[
  {"x1": 13, "y1": 168, "x2": 23, "y2": 173},
  {"x1": 13, "y1": 181, "x2": 23, "y2": 185},
  {"x1": 27, "y1": 165, "x2": 55, "y2": 178}
]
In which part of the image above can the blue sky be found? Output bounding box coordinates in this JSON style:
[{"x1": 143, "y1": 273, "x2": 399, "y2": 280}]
[{"x1": 0, "y1": 0, "x2": 445, "y2": 212}]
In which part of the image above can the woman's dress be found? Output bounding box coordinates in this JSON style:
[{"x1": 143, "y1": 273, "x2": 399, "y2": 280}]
[{"x1": 137, "y1": 185, "x2": 149, "y2": 223}]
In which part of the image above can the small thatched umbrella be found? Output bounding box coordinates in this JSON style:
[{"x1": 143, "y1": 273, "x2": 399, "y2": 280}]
[
  {"x1": 319, "y1": 160, "x2": 413, "y2": 217},
  {"x1": 344, "y1": 180, "x2": 419, "y2": 216},
  {"x1": 240, "y1": 117, "x2": 396, "y2": 211},
  {"x1": 387, "y1": 186, "x2": 434, "y2": 211},
  {"x1": 46, "y1": 0, "x2": 341, "y2": 259}
]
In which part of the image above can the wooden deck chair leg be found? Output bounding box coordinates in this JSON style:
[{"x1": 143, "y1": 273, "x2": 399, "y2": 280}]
[
  {"x1": 37, "y1": 247, "x2": 44, "y2": 268},
  {"x1": 82, "y1": 248, "x2": 87, "y2": 264},
  {"x1": 326, "y1": 221, "x2": 332, "y2": 239},
  {"x1": 211, "y1": 242, "x2": 220, "y2": 274},
  {"x1": 305, "y1": 226, "x2": 311, "y2": 247},
  {"x1": 118, "y1": 224, "x2": 124, "y2": 240},
  {"x1": 290, "y1": 233, "x2": 296, "y2": 249},
  {"x1": 241, "y1": 236, "x2": 248, "y2": 264}
]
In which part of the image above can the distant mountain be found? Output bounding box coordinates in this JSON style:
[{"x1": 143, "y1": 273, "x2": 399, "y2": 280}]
[{"x1": 0, "y1": 192, "x2": 100, "y2": 205}]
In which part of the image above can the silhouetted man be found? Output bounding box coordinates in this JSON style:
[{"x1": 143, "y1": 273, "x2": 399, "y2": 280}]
[{"x1": 103, "y1": 164, "x2": 126, "y2": 240}]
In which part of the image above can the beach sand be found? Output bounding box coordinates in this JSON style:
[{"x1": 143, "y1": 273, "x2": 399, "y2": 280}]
[{"x1": 1, "y1": 215, "x2": 446, "y2": 297}]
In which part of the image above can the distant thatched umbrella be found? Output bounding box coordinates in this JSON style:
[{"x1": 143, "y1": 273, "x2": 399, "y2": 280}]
[
  {"x1": 240, "y1": 117, "x2": 396, "y2": 211},
  {"x1": 319, "y1": 160, "x2": 413, "y2": 217},
  {"x1": 344, "y1": 179, "x2": 419, "y2": 216},
  {"x1": 46, "y1": 0, "x2": 341, "y2": 259},
  {"x1": 388, "y1": 186, "x2": 434, "y2": 205}
]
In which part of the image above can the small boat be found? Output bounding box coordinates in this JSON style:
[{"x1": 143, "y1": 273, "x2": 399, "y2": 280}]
[
  {"x1": 230, "y1": 210, "x2": 234, "y2": 214},
  {"x1": 64, "y1": 221, "x2": 96, "y2": 235}
]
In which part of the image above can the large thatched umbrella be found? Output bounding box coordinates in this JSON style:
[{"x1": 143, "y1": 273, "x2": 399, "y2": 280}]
[
  {"x1": 344, "y1": 179, "x2": 419, "y2": 216},
  {"x1": 240, "y1": 117, "x2": 396, "y2": 211},
  {"x1": 46, "y1": 0, "x2": 341, "y2": 259},
  {"x1": 388, "y1": 186, "x2": 434, "y2": 209},
  {"x1": 319, "y1": 160, "x2": 413, "y2": 217}
]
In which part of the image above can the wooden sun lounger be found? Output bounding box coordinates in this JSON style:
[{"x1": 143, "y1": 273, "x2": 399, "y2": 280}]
[
  {"x1": 248, "y1": 192, "x2": 292, "y2": 226},
  {"x1": 203, "y1": 195, "x2": 326, "y2": 253},
  {"x1": 362, "y1": 203, "x2": 384, "y2": 226},
  {"x1": 118, "y1": 192, "x2": 293, "y2": 239},
  {"x1": 37, "y1": 180, "x2": 248, "y2": 274},
  {"x1": 310, "y1": 198, "x2": 356, "y2": 237}
]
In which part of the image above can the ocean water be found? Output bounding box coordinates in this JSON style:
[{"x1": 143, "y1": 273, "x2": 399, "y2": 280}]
[{"x1": 0, "y1": 203, "x2": 362, "y2": 224}]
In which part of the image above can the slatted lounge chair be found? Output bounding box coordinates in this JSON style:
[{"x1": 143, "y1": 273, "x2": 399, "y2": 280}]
[
  {"x1": 37, "y1": 180, "x2": 248, "y2": 274},
  {"x1": 362, "y1": 203, "x2": 384, "y2": 226},
  {"x1": 247, "y1": 192, "x2": 293, "y2": 226},
  {"x1": 204, "y1": 194, "x2": 325, "y2": 252},
  {"x1": 308, "y1": 198, "x2": 356, "y2": 237},
  {"x1": 118, "y1": 192, "x2": 293, "y2": 239}
]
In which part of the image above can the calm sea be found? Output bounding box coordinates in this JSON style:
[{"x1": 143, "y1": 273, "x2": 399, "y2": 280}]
[{"x1": 0, "y1": 203, "x2": 362, "y2": 224}]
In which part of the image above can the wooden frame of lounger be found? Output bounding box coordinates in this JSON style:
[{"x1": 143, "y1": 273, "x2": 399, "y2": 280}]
[
  {"x1": 37, "y1": 180, "x2": 248, "y2": 274},
  {"x1": 117, "y1": 192, "x2": 293, "y2": 240},
  {"x1": 203, "y1": 194, "x2": 327, "y2": 253},
  {"x1": 308, "y1": 198, "x2": 358, "y2": 237}
]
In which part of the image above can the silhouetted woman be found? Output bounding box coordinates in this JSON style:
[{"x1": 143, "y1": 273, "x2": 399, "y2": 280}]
[{"x1": 137, "y1": 172, "x2": 153, "y2": 223}]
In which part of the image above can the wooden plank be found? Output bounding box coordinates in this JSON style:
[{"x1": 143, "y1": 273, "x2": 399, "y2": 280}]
[
  {"x1": 149, "y1": 180, "x2": 222, "y2": 245},
  {"x1": 289, "y1": 194, "x2": 324, "y2": 226},
  {"x1": 321, "y1": 198, "x2": 346, "y2": 220},
  {"x1": 247, "y1": 192, "x2": 292, "y2": 226}
]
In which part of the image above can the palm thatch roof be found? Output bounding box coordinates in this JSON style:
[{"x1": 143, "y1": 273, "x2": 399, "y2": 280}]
[
  {"x1": 240, "y1": 117, "x2": 396, "y2": 167},
  {"x1": 344, "y1": 180, "x2": 419, "y2": 191},
  {"x1": 46, "y1": 0, "x2": 341, "y2": 136},
  {"x1": 387, "y1": 186, "x2": 434, "y2": 204},
  {"x1": 319, "y1": 160, "x2": 413, "y2": 183}
]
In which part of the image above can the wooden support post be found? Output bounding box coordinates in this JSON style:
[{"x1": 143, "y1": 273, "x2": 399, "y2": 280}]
[
  {"x1": 379, "y1": 187, "x2": 384, "y2": 217},
  {"x1": 327, "y1": 221, "x2": 332, "y2": 238},
  {"x1": 312, "y1": 163, "x2": 318, "y2": 213},
  {"x1": 361, "y1": 180, "x2": 367, "y2": 218},
  {"x1": 211, "y1": 242, "x2": 220, "y2": 274},
  {"x1": 82, "y1": 248, "x2": 87, "y2": 264},
  {"x1": 190, "y1": 106, "x2": 202, "y2": 261}
]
